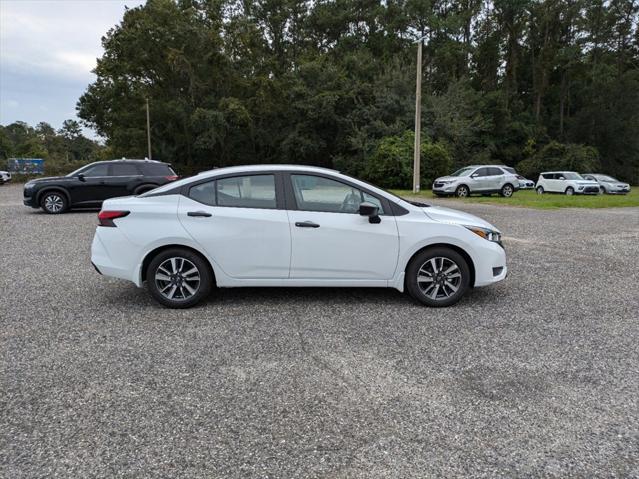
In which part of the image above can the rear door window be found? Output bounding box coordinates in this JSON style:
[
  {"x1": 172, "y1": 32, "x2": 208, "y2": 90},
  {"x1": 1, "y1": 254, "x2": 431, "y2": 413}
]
[
  {"x1": 216, "y1": 175, "x2": 277, "y2": 209},
  {"x1": 189, "y1": 180, "x2": 216, "y2": 206},
  {"x1": 488, "y1": 167, "x2": 504, "y2": 176},
  {"x1": 111, "y1": 163, "x2": 140, "y2": 176},
  {"x1": 141, "y1": 163, "x2": 174, "y2": 176}
]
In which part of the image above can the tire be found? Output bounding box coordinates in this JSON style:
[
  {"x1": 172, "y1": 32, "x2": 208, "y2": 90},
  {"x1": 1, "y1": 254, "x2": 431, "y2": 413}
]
[
  {"x1": 455, "y1": 185, "x2": 470, "y2": 198},
  {"x1": 536, "y1": 186, "x2": 544, "y2": 195},
  {"x1": 146, "y1": 248, "x2": 213, "y2": 308},
  {"x1": 40, "y1": 191, "x2": 68, "y2": 214},
  {"x1": 405, "y1": 247, "x2": 471, "y2": 307},
  {"x1": 565, "y1": 187, "x2": 574, "y2": 196},
  {"x1": 500, "y1": 184, "x2": 514, "y2": 197},
  {"x1": 599, "y1": 186, "x2": 606, "y2": 194}
]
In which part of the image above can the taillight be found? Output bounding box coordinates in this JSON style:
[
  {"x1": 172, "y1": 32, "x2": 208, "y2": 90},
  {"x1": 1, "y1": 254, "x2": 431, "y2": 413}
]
[
  {"x1": 165, "y1": 175, "x2": 179, "y2": 181},
  {"x1": 98, "y1": 210, "x2": 130, "y2": 227}
]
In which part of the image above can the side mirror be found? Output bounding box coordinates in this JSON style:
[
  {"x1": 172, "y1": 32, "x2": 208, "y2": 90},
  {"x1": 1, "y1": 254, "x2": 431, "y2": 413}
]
[
  {"x1": 471, "y1": 173, "x2": 479, "y2": 178},
  {"x1": 558, "y1": 176, "x2": 565, "y2": 180},
  {"x1": 77, "y1": 173, "x2": 86, "y2": 182},
  {"x1": 359, "y1": 201, "x2": 381, "y2": 224}
]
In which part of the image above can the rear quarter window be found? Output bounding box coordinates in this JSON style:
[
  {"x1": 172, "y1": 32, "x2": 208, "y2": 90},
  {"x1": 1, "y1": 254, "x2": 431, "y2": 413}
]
[{"x1": 141, "y1": 163, "x2": 174, "y2": 176}]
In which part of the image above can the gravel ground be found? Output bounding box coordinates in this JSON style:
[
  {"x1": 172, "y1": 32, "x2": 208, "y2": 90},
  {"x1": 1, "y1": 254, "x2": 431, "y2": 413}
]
[{"x1": 1, "y1": 182, "x2": 638, "y2": 478}]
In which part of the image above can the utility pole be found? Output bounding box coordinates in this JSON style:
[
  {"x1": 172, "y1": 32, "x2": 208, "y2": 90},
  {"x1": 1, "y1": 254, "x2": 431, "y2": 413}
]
[
  {"x1": 146, "y1": 98, "x2": 152, "y2": 160},
  {"x1": 413, "y1": 35, "x2": 427, "y2": 193}
]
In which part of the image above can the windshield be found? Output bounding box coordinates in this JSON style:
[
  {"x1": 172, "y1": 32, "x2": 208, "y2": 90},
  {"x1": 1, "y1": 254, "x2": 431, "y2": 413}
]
[
  {"x1": 450, "y1": 167, "x2": 474, "y2": 177},
  {"x1": 563, "y1": 172, "x2": 583, "y2": 180},
  {"x1": 66, "y1": 164, "x2": 92, "y2": 177},
  {"x1": 596, "y1": 175, "x2": 618, "y2": 182}
]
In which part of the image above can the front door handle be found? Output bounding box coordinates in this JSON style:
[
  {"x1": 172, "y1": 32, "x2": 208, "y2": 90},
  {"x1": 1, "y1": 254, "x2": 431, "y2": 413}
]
[
  {"x1": 295, "y1": 221, "x2": 320, "y2": 228},
  {"x1": 187, "y1": 211, "x2": 212, "y2": 217}
]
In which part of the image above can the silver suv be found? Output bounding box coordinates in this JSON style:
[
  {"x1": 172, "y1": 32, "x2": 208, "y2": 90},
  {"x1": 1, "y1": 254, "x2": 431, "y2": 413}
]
[{"x1": 432, "y1": 165, "x2": 520, "y2": 198}]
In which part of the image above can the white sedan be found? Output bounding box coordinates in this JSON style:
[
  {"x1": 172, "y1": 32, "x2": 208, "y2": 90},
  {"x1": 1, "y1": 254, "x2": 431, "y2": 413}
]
[{"x1": 91, "y1": 165, "x2": 507, "y2": 308}]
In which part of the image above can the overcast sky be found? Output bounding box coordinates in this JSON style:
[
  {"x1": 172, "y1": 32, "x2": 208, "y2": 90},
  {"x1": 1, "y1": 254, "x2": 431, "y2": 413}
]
[{"x1": 0, "y1": 0, "x2": 145, "y2": 138}]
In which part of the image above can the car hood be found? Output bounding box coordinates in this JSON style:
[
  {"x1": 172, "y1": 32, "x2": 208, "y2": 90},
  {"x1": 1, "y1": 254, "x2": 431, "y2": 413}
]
[
  {"x1": 25, "y1": 176, "x2": 71, "y2": 185},
  {"x1": 434, "y1": 176, "x2": 463, "y2": 182},
  {"x1": 422, "y1": 205, "x2": 499, "y2": 232}
]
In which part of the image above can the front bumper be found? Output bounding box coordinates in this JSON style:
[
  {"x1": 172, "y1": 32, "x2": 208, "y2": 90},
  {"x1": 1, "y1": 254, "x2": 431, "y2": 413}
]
[
  {"x1": 23, "y1": 196, "x2": 38, "y2": 208},
  {"x1": 432, "y1": 183, "x2": 457, "y2": 195}
]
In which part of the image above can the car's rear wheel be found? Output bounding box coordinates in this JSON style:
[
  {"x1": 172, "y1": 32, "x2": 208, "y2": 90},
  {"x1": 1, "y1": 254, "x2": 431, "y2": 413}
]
[
  {"x1": 455, "y1": 185, "x2": 469, "y2": 198},
  {"x1": 500, "y1": 184, "x2": 514, "y2": 197},
  {"x1": 147, "y1": 248, "x2": 213, "y2": 308},
  {"x1": 41, "y1": 191, "x2": 68, "y2": 214},
  {"x1": 536, "y1": 186, "x2": 544, "y2": 195},
  {"x1": 405, "y1": 247, "x2": 471, "y2": 307},
  {"x1": 565, "y1": 187, "x2": 574, "y2": 195}
]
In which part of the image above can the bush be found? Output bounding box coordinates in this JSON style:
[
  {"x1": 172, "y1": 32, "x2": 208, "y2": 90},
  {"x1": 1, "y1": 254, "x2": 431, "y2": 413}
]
[
  {"x1": 363, "y1": 131, "x2": 453, "y2": 189},
  {"x1": 516, "y1": 141, "x2": 600, "y2": 180}
]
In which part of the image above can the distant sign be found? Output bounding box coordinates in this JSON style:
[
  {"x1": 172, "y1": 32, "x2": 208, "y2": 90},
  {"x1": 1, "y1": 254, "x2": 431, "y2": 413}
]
[{"x1": 7, "y1": 158, "x2": 44, "y2": 174}]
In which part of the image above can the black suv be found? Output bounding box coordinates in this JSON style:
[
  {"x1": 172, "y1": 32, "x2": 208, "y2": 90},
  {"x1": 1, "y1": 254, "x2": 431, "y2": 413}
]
[{"x1": 23, "y1": 159, "x2": 178, "y2": 214}]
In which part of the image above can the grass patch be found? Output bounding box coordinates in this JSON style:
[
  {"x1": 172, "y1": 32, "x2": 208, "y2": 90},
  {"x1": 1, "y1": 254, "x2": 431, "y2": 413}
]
[{"x1": 391, "y1": 188, "x2": 639, "y2": 209}]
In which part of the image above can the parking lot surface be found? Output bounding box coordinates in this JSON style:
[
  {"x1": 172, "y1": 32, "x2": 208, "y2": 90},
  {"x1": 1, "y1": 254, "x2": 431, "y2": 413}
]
[{"x1": 1, "y1": 182, "x2": 638, "y2": 477}]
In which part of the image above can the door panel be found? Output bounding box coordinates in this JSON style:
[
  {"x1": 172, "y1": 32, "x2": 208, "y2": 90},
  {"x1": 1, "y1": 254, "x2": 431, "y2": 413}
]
[
  {"x1": 287, "y1": 210, "x2": 399, "y2": 279},
  {"x1": 470, "y1": 167, "x2": 491, "y2": 192},
  {"x1": 177, "y1": 187, "x2": 290, "y2": 279},
  {"x1": 286, "y1": 174, "x2": 399, "y2": 280}
]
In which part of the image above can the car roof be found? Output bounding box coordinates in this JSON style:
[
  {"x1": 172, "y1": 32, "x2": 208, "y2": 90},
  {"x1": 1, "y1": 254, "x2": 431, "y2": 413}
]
[
  {"x1": 541, "y1": 171, "x2": 577, "y2": 174},
  {"x1": 195, "y1": 164, "x2": 340, "y2": 176}
]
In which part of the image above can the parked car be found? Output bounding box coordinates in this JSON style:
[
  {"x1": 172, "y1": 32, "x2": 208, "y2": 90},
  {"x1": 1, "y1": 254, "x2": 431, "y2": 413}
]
[
  {"x1": 91, "y1": 165, "x2": 508, "y2": 309},
  {"x1": 432, "y1": 165, "x2": 520, "y2": 198},
  {"x1": 501, "y1": 166, "x2": 535, "y2": 189},
  {"x1": 535, "y1": 171, "x2": 600, "y2": 195},
  {"x1": 582, "y1": 174, "x2": 631, "y2": 195},
  {"x1": 0, "y1": 170, "x2": 11, "y2": 184},
  {"x1": 23, "y1": 159, "x2": 178, "y2": 214}
]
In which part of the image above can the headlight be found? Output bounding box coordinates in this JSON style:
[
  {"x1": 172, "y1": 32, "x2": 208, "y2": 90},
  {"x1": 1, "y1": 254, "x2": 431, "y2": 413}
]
[
  {"x1": 437, "y1": 180, "x2": 453, "y2": 184},
  {"x1": 465, "y1": 225, "x2": 501, "y2": 243}
]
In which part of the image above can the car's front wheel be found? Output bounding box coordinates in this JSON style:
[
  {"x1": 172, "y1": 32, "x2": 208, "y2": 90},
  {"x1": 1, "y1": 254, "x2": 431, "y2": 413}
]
[
  {"x1": 147, "y1": 248, "x2": 213, "y2": 308},
  {"x1": 41, "y1": 191, "x2": 68, "y2": 214},
  {"x1": 599, "y1": 186, "x2": 606, "y2": 194},
  {"x1": 500, "y1": 184, "x2": 514, "y2": 197},
  {"x1": 455, "y1": 185, "x2": 470, "y2": 198},
  {"x1": 565, "y1": 187, "x2": 574, "y2": 195},
  {"x1": 405, "y1": 247, "x2": 471, "y2": 307}
]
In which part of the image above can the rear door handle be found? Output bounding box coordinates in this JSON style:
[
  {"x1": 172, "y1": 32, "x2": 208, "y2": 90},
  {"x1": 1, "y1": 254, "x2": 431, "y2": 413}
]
[
  {"x1": 187, "y1": 211, "x2": 212, "y2": 217},
  {"x1": 295, "y1": 221, "x2": 320, "y2": 228}
]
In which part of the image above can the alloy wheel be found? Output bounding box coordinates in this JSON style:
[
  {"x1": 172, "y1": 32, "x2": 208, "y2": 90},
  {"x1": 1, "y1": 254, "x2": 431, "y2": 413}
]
[
  {"x1": 566, "y1": 187, "x2": 574, "y2": 196},
  {"x1": 502, "y1": 185, "x2": 513, "y2": 197},
  {"x1": 44, "y1": 194, "x2": 64, "y2": 213},
  {"x1": 536, "y1": 187, "x2": 544, "y2": 195},
  {"x1": 155, "y1": 257, "x2": 201, "y2": 301},
  {"x1": 456, "y1": 186, "x2": 469, "y2": 198},
  {"x1": 416, "y1": 257, "x2": 462, "y2": 300}
]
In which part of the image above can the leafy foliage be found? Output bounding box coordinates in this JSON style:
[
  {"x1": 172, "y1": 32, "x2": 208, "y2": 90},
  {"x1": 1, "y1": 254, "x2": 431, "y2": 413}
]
[
  {"x1": 0, "y1": 121, "x2": 105, "y2": 176},
  {"x1": 6, "y1": 0, "x2": 637, "y2": 183}
]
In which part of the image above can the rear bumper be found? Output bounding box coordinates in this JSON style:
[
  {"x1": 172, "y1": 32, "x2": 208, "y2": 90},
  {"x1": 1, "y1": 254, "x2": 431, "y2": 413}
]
[{"x1": 91, "y1": 227, "x2": 142, "y2": 286}]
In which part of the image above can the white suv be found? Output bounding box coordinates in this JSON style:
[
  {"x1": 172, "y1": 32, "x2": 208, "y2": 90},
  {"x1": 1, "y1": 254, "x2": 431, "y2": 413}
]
[
  {"x1": 0, "y1": 170, "x2": 11, "y2": 184},
  {"x1": 536, "y1": 171, "x2": 600, "y2": 195},
  {"x1": 91, "y1": 165, "x2": 507, "y2": 308},
  {"x1": 432, "y1": 165, "x2": 520, "y2": 198}
]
